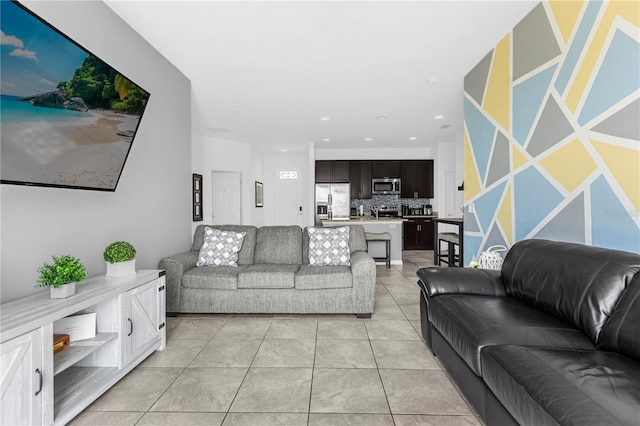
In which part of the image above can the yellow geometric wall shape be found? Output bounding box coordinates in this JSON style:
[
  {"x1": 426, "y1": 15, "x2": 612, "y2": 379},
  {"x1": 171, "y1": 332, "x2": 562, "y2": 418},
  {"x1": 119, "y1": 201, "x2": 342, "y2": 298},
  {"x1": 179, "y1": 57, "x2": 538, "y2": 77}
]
[
  {"x1": 483, "y1": 34, "x2": 511, "y2": 132},
  {"x1": 548, "y1": 0, "x2": 585, "y2": 44},
  {"x1": 539, "y1": 138, "x2": 597, "y2": 192},
  {"x1": 464, "y1": 127, "x2": 482, "y2": 203},
  {"x1": 566, "y1": 1, "x2": 640, "y2": 113},
  {"x1": 511, "y1": 143, "x2": 529, "y2": 171},
  {"x1": 497, "y1": 183, "x2": 513, "y2": 244},
  {"x1": 591, "y1": 139, "x2": 640, "y2": 212}
]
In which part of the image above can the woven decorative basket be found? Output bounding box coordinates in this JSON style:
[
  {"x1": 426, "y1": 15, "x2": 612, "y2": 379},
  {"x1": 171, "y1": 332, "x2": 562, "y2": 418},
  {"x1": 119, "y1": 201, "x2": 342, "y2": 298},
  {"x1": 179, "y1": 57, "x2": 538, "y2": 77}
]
[{"x1": 478, "y1": 245, "x2": 507, "y2": 270}]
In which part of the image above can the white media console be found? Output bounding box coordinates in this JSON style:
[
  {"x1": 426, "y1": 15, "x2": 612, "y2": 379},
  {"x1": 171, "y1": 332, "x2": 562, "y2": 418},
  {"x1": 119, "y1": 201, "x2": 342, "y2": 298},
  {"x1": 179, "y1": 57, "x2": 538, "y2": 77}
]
[{"x1": 0, "y1": 270, "x2": 166, "y2": 425}]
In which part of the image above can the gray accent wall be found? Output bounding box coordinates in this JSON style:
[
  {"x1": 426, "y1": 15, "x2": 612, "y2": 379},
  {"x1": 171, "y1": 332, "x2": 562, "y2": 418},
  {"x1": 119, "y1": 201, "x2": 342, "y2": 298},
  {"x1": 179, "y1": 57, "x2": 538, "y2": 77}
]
[{"x1": 1, "y1": 1, "x2": 192, "y2": 303}]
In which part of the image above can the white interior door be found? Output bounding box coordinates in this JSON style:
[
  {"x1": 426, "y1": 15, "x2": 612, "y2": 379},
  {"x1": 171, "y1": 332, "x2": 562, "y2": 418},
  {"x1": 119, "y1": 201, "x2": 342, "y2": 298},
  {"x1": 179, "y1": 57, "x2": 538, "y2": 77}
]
[
  {"x1": 273, "y1": 167, "x2": 303, "y2": 226},
  {"x1": 445, "y1": 171, "x2": 458, "y2": 218},
  {"x1": 211, "y1": 171, "x2": 241, "y2": 225}
]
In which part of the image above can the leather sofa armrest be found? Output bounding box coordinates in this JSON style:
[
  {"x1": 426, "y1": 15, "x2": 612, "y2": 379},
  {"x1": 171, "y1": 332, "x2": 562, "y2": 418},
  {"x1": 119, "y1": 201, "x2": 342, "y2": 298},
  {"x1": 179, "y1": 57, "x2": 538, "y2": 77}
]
[
  {"x1": 417, "y1": 267, "x2": 506, "y2": 298},
  {"x1": 158, "y1": 251, "x2": 198, "y2": 312}
]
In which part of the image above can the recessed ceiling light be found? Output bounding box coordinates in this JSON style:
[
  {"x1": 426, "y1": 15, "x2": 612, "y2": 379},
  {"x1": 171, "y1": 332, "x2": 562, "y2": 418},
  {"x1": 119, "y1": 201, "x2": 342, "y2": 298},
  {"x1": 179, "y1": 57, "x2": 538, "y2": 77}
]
[
  {"x1": 409, "y1": 137, "x2": 417, "y2": 141},
  {"x1": 320, "y1": 117, "x2": 330, "y2": 121},
  {"x1": 365, "y1": 138, "x2": 373, "y2": 141},
  {"x1": 427, "y1": 77, "x2": 439, "y2": 85},
  {"x1": 281, "y1": 149, "x2": 288, "y2": 152},
  {"x1": 323, "y1": 138, "x2": 331, "y2": 142},
  {"x1": 376, "y1": 116, "x2": 387, "y2": 120},
  {"x1": 434, "y1": 115, "x2": 444, "y2": 120}
]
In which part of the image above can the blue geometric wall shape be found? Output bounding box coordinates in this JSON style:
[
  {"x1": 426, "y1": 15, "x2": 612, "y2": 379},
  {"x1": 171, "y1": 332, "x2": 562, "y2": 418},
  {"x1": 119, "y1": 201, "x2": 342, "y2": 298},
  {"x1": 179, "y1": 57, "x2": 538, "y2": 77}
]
[
  {"x1": 590, "y1": 175, "x2": 640, "y2": 253},
  {"x1": 474, "y1": 181, "x2": 507, "y2": 234},
  {"x1": 514, "y1": 165, "x2": 564, "y2": 241},
  {"x1": 555, "y1": 1, "x2": 603, "y2": 95},
  {"x1": 464, "y1": 97, "x2": 496, "y2": 182},
  {"x1": 463, "y1": 235, "x2": 484, "y2": 269},
  {"x1": 513, "y1": 65, "x2": 556, "y2": 146},
  {"x1": 579, "y1": 30, "x2": 640, "y2": 126}
]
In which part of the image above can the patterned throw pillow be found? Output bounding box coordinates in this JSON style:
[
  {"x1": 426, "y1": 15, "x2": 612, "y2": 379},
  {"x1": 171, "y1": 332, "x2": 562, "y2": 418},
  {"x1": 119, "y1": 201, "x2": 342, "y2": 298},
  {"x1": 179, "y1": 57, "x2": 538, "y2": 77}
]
[
  {"x1": 308, "y1": 226, "x2": 351, "y2": 266},
  {"x1": 197, "y1": 227, "x2": 246, "y2": 267}
]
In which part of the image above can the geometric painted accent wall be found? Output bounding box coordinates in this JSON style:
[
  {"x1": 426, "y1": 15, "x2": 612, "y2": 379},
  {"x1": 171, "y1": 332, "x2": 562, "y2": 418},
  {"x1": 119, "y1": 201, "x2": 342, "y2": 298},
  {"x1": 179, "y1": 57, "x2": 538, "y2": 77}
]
[{"x1": 463, "y1": 0, "x2": 640, "y2": 266}]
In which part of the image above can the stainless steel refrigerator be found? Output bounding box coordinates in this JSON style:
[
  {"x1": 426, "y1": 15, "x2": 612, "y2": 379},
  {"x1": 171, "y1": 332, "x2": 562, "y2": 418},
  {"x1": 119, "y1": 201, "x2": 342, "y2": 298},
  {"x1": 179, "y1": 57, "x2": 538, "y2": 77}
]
[{"x1": 315, "y1": 183, "x2": 350, "y2": 225}]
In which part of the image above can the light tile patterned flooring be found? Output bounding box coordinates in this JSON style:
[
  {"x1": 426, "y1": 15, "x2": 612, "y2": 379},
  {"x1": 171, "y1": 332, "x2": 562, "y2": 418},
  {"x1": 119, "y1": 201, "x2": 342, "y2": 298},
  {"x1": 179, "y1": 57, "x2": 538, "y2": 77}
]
[{"x1": 71, "y1": 251, "x2": 480, "y2": 426}]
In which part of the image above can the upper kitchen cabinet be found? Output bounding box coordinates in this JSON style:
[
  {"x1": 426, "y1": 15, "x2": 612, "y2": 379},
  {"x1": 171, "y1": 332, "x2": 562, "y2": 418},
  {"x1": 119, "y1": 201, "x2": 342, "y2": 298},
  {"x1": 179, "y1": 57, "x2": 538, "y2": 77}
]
[
  {"x1": 401, "y1": 160, "x2": 434, "y2": 198},
  {"x1": 349, "y1": 161, "x2": 372, "y2": 199},
  {"x1": 315, "y1": 161, "x2": 350, "y2": 183},
  {"x1": 371, "y1": 161, "x2": 400, "y2": 178}
]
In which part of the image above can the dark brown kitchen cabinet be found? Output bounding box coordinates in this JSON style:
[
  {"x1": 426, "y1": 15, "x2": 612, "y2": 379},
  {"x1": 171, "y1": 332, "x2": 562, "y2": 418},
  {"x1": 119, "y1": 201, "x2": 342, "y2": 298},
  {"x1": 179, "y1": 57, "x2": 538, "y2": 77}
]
[
  {"x1": 349, "y1": 161, "x2": 372, "y2": 199},
  {"x1": 315, "y1": 160, "x2": 350, "y2": 183},
  {"x1": 371, "y1": 161, "x2": 400, "y2": 178},
  {"x1": 403, "y1": 218, "x2": 434, "y2": 250},
  {"x1": 401, "y1": 160, "x2": 434, "y2": 198}
]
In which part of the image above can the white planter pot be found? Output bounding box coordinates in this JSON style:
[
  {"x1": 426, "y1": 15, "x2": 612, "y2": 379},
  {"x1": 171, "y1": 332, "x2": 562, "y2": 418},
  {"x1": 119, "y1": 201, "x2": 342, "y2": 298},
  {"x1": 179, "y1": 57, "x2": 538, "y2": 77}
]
[
  {"x1": 106, "y1": 259, "x2": 136, "y2": 277},
  {"x1": 50, "y1": 282, "x2": 76, "y2": 299}
]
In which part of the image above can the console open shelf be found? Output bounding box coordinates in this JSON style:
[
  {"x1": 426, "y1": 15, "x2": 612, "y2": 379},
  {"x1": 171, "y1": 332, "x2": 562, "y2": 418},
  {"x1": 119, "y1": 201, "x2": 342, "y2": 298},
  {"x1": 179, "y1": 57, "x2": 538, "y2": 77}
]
[{"x1": 53, "y1": 333, "x2": 118, "y2": 376}]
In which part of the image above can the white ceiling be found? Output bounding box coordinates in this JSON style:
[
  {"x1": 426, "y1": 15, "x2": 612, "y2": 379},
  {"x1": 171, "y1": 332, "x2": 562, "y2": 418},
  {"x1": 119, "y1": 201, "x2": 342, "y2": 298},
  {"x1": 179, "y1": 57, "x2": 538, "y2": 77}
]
[{"x1": 106, "y1": 0, "x2": 538, "y2": 154}]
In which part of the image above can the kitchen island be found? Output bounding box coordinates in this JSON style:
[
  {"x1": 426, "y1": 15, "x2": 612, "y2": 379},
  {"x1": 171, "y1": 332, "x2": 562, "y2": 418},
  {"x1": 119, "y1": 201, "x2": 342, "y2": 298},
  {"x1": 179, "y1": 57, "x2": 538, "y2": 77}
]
[{"x1": 322, "y1": 217, "x2": 404, "y2": 265}]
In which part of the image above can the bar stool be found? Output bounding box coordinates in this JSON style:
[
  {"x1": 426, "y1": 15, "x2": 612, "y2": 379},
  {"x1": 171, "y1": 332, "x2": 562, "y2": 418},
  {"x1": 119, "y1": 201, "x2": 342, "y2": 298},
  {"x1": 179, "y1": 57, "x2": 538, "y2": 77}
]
[
  {"x1": 365, "y1": 232, "x2": 391, "y2": 268},
  {"x1": 437, "y1": 232, "x2": 460, "y2": 266}
]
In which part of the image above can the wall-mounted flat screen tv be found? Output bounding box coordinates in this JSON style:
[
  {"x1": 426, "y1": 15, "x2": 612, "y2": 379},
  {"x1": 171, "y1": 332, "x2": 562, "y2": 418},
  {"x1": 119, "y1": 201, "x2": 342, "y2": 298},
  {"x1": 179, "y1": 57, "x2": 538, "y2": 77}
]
[{"x1": 1, "y1": 0, "x2": 150, "y2": 191}]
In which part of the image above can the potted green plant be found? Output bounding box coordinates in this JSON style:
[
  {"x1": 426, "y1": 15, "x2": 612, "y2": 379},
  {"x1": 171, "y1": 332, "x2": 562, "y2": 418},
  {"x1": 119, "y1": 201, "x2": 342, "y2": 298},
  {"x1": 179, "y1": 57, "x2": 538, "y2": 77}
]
[
  {"x1": 37, "y1": 255, "x2": 87, "y2": 298},
  {"x1": 104, "y1": 241, "x2": 137, "y2": 277}
]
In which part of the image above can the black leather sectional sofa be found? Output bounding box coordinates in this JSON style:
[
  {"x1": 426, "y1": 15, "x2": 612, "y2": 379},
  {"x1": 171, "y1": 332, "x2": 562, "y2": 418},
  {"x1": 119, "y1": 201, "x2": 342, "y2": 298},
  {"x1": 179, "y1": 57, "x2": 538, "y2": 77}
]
[{"x1": 417, "y1": 239, "x2": 640, "y2": 425}]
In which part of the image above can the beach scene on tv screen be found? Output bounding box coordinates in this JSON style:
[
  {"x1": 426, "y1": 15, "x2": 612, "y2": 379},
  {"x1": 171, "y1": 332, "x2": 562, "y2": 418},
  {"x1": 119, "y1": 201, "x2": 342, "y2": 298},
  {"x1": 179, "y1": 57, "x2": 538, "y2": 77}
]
[{"x1": 0, "y1": 1, "x2": 150, "y2": 190}]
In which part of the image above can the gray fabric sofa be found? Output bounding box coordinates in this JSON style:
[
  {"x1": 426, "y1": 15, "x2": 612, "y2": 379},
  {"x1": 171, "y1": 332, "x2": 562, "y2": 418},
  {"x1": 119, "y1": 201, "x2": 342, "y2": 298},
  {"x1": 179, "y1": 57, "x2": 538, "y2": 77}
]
[{"x1": 159, "y1": 224, "x2": 376, "y2": 316}]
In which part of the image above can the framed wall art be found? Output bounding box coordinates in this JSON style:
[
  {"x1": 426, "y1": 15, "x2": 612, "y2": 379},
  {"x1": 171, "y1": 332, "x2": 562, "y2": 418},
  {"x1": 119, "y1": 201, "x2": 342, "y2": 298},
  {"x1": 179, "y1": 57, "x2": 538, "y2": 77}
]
[
  {"x1": 193, "y1": 173, "x2": 203, "y2": 221},
  {"x1": 255, "y1": 181, "x2": 263, "y2": 208}
]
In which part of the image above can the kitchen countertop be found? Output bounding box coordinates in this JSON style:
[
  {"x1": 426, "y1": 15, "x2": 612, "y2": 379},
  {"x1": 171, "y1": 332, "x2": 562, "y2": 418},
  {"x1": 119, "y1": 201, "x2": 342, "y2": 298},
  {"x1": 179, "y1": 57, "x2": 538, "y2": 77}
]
[{"x1": 322, "y1": 215, "x2": 439, "y2": 223}]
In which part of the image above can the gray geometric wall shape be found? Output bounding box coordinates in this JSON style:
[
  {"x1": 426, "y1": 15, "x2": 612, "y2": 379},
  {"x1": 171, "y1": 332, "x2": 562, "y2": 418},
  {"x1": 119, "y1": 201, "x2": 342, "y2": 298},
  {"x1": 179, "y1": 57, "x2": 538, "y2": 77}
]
[
  {"x1": 464, "y1": 209, "x2": 481, "y2": 233},
  {"x1": 527, "y1": 96, "x2": 575, "y2": 157},
  {"x1": 591, "y1": 98, "x2": 640, "y2": 140},
  {"x1": 481, "y1": 222, "x2": 509, "y2": 256},
  {"x1": 533, "y1": 193, "x2": 586, "y2": 244},
  {"x1": 513, "y1": 3, "x2": 562, "y2": 81},
  {"x1": 464, "y1": 50, "x2": 493, "y2": 105},
  {"x1": 485, "y1": 131, "x2": 511, "y2": 187}
]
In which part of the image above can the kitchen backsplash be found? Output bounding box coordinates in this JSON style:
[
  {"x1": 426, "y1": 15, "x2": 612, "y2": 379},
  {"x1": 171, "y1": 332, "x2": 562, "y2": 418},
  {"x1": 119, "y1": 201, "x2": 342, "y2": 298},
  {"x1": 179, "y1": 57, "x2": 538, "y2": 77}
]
[{"x1": 351, "y1": 195, "x2": 432, "y2": 210}]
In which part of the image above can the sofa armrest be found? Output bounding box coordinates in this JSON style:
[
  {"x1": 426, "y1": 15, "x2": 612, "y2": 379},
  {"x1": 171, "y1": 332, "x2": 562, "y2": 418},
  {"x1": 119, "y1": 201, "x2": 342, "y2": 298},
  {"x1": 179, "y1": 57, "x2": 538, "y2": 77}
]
[
  {"x1": 350, "y1": 250, "x2": 376, "y2": 313},
  {"x1": 417, "y1": 267, "x2": 506, "y2": 298},
  {"x1": 158, "y1": 251, "x2": 198, "y2": 312}
]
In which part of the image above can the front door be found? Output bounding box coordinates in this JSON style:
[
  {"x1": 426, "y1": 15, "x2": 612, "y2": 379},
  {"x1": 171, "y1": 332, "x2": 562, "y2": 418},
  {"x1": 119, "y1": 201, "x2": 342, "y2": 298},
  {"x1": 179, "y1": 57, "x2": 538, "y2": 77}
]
[
  {"x1": 211, "y1": 171, "x2": 241, "y2": 225},
  {"x1": 272, "y1": 167, "x2": 303, "y2": 226}
]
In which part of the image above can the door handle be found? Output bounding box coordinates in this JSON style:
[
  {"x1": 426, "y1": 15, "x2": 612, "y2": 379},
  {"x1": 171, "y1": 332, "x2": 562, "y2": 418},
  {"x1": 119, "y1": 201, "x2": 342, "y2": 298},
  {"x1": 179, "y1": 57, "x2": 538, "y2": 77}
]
[
  {"x1": 128, "y1": 318, "x2": 133, "y2": 337},
  {"x1": 35, "y1": 368, "x2": 43, "y2": 396},
  {"x1": 299, "y1": 206, "x2": 302, "y2": 212}
]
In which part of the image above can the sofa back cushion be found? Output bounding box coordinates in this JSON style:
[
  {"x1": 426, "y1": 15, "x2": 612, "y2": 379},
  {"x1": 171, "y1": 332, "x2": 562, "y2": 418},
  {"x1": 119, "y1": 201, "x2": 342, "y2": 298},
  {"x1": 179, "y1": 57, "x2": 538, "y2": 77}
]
[
  {"x1": 598, "y1": 274, "x2": 640, "y2": 360},
  {"x1": 254, "y1": 226, "x2": 302, "y2": 264},
  {"x1": 192, "y1": 225, "x2": 257, "y2": 265},
  {"x1": 501, "y1": 239, "x2": 640, "y2": 344},
  {"x1": 302, "y1": 225, "x2": 368, "y2": 264}
]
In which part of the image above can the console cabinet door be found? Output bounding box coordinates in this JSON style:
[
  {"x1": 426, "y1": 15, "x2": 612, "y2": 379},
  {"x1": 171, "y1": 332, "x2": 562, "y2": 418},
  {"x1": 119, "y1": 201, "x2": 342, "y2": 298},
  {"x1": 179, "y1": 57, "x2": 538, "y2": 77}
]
[
  {"x1": 0, "y1": 328, "x2": 44, "y2": 425},
  {"x1": 123, "y1": 280, "x2": 160, "y2": 364}
]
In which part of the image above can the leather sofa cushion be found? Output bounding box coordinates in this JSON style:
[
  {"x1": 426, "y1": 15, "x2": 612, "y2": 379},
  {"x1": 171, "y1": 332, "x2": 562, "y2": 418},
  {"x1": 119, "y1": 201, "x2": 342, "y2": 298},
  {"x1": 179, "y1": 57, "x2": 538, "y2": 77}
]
[
  {"x1": 254, "y1": 226, "x2": 302, "y2": 264},
  {"x1": 192, "y1": 225, "x2": 257, "y2": 265},
  {"x1": 182, "y1": 265, "x2": 248, "y2": 290},
  {"x1": 429, "y1": 294, "x2": 595, "y2": 376},
  {"x1": 501, "y1": 239, "x2": 640, "y2": 344},
  {"x1": 238, "y1": 264, "x2": 300, "y2": 289},
  {"x1": 599, "y1": 274, "x2": 640, "y2": 360},
  {"x1": 302, "y1": 225, "x2": 368, "y2": 264},
  {"x1": 481, "y1": 345, "x2": 640, "y2": 426},
  {"x1": 295, "y1": 265, "x2": 352, "y2": 289}
]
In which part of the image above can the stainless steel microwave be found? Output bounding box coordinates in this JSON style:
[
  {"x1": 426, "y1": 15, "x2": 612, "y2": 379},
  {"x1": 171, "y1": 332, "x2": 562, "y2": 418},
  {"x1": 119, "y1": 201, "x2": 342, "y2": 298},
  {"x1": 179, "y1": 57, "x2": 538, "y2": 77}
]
[{"x1": 372, "y1": 178, "x2": 401, "y2": 195}]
